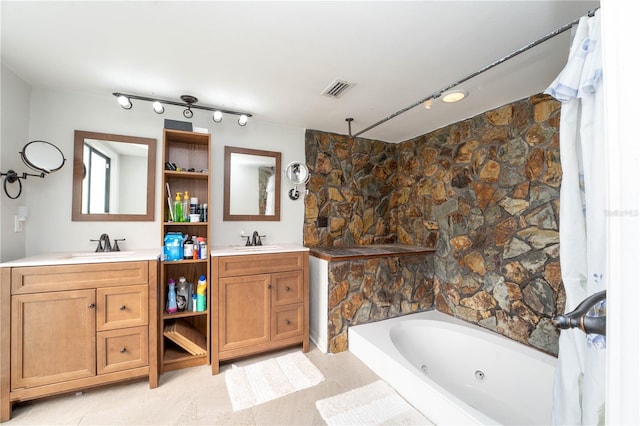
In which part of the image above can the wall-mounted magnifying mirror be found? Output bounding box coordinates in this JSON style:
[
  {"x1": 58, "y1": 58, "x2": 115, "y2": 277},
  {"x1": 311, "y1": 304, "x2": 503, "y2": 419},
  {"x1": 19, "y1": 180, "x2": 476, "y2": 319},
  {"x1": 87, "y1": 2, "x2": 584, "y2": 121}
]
[
  {"x1": 72, "y1": 130, "x2": 156, "y2": 221},
  {"x1": 284, "y1": 161, "x2": 309, "y2": 200},
  {"x1": 224, "y1": 146, "x2": 281, "y2": 221},
  {"x1": 1, "y1": 140, "x2": 66, "y2": 199},
  {"x1": 21, "y1": 140, "x2": 66, "y2": 174}
]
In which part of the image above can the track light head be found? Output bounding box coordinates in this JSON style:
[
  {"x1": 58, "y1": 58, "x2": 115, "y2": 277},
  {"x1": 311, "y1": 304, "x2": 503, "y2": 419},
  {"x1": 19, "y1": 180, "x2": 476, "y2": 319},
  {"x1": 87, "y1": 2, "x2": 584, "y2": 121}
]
[
  {"x1": 152, "y1": 101, "x2": 164, "y2": 114},
  {"x1": 183, "y1": 108, "x2": 194, "y2": 119},
  {"x1": 117, "y1": 95, "x2": 132, "y2": 110},
  {"x1": 213, "y1": 110, "x2": 223, "y2": 123},
  {"x1": 238, "y1": 114, "x2": 248, "y2": 126}
]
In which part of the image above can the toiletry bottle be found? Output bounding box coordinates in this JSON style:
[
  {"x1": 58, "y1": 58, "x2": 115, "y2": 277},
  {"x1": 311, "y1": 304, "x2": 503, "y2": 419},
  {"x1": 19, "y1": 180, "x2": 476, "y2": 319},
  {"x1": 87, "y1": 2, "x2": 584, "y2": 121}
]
[
  {"x1": 183, "y1": 191, "x2": 190, "y2": 222},
  {"x1": 201, "y1": 203, "x2": 208, "y2": 222},
  {"x1": 196, "y1": 275, "x2": 207, "y2": 311},
  {"x1": 190, "y1": 196, "x2": 198, "y2": 215},
  {"x1": 184, "y1": 234, "x2": 194, "y2": 259},
  {"x1": 174, "y1": 192, "x2": 183, "y2": 223},
  {"x1": 192, "y1": 235, "x2": 199, "y2": 260},
  {"x1": 166, "y1": 279, "x2": 178, "y2": 313},
  {"x1": 176, "y1": 277, "x2": 188, "y2": 312},
  {"x1": 198, "y1": 237, "x2": 207, "y2": 260},
  {"x1": 192, "y1": 293, "x2": 198, "y2": 312}
]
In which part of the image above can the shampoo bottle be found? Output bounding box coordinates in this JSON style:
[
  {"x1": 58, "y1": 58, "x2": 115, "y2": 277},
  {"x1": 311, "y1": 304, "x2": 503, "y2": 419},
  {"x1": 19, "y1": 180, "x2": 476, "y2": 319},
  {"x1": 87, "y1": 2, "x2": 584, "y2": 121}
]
[{"x1": 174, "y1": 192, "x2": 183, "y2": 223}]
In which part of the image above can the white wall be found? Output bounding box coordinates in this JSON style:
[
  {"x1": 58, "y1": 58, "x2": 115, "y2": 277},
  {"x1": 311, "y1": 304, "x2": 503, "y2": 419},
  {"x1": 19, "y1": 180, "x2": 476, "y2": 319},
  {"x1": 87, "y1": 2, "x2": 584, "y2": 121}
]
[
  {"x1": 20, "y1": 87, "x2": 305, "y2": 256},
  {"x1": 0, "y1": 65, "x2": 31, "y2": 262}
]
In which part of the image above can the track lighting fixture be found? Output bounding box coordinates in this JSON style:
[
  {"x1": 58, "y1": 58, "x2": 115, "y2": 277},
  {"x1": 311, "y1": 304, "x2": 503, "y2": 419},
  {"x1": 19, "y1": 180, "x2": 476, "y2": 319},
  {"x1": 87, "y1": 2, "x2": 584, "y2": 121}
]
[
  {"x1": 152, "y1": 101, "x2": 164, "y2": 114},
  {"x1": 117, "y1": 95, "x2": 132, "y2": 110},
  {"x1": 112, "y1": 92, "x2": 252, "y2": 126}
]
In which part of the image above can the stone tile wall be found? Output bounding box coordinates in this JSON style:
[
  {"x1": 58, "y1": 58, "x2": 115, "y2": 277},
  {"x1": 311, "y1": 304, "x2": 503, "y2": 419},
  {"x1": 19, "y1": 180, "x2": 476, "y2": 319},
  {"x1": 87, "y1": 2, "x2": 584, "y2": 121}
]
[
  {"x1": 305, "y1": 94, "x2": 563, "y2": 355},
  {"x1": 326, "y1": 253, "x2": 435, "y2": 352}
]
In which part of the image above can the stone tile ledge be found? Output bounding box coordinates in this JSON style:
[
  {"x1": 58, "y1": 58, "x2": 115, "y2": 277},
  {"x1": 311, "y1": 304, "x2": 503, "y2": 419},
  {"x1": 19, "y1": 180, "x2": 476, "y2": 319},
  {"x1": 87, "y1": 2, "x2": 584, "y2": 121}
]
[{"x1": 309, "y1": 244, "x2": 435, "y2": 261}]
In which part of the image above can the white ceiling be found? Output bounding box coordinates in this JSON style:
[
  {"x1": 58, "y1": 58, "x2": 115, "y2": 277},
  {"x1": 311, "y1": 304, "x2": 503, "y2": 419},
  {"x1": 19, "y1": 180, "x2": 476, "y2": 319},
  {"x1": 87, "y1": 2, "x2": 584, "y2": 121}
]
[{"x1": 1, "y1": 1, "x2": 599, "y2": 143}]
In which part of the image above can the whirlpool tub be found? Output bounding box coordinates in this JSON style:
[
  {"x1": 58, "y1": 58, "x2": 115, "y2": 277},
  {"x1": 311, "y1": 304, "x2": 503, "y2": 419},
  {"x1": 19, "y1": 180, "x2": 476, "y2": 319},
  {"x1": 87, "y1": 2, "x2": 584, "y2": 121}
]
[{"x1": 349, "y1": 310, "x2": 557, "y2": 425}]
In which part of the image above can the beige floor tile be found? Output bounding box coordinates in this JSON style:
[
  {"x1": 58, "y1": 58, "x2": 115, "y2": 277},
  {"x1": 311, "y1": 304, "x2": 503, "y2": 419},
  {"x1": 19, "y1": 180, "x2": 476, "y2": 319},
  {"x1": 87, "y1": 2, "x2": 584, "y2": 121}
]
[{"x1": 5, "y1": 344, "x2": 386, "y2": 425}]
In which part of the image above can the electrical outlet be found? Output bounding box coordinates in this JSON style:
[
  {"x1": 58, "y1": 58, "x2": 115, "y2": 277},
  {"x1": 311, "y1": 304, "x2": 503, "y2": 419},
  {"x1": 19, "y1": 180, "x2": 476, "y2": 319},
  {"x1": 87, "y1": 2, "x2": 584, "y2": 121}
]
[{"x1": 14, "y1": 216, "x2": 23, "y2": 232}]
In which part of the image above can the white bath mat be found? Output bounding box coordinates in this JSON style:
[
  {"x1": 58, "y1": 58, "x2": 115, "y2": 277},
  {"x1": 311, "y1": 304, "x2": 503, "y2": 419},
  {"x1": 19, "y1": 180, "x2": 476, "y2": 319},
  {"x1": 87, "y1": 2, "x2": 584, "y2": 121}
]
[
  {"x1": 225, "y1": 351, "x2": 325, "y2": 411},
  {"x1": 315, "y1": 380, "x2": 431, "y2": 425}
]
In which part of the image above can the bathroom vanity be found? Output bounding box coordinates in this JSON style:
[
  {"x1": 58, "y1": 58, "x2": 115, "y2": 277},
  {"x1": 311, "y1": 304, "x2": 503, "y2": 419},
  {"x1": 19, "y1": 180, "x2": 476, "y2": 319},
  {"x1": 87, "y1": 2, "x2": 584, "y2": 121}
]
[
  {"x1": 210, "y1": 244, "x2": 309, "y2": 374},
  {"x1": 0, "y1": 250, "x2": 159, "y2": 422}
]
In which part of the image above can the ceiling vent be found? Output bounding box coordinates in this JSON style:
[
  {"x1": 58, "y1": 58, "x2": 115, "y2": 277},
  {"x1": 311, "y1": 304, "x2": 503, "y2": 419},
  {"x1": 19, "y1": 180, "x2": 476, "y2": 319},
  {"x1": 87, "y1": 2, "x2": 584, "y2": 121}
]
[{"x1": 322, "y1": 79, "x2": 355, "y2": 98}]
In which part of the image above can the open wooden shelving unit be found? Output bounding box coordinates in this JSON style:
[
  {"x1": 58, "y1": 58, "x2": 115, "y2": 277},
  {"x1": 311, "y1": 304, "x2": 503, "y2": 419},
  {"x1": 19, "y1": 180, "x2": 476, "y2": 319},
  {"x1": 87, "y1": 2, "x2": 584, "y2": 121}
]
[{"x1": 159, "y1": 129, "x2": 211, "y2": 373}]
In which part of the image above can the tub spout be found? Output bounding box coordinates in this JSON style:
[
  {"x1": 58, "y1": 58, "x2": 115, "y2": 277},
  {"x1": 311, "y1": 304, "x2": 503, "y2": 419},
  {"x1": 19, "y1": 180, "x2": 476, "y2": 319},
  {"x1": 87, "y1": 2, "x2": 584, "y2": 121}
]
[{"x1": 552, "y1": 290, "x2": 606, "y2": 336}]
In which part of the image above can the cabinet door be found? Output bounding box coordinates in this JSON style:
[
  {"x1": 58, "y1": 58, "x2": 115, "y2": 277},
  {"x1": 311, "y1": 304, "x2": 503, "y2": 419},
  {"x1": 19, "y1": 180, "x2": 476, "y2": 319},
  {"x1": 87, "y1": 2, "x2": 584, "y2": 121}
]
[
  {"x1": 219, "y1": 274, "x2": 270, "y2": 351},
  {"x1": 11, "y1": 290, "x2": 96, "y2": 389}
]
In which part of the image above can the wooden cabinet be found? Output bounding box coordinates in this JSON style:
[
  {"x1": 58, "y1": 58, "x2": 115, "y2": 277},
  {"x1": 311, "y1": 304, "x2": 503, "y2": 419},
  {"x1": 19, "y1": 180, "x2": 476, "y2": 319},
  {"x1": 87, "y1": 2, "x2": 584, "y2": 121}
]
[
  {"x1": 0, "y1": 260, "x2": 158, "y2": 422},
  {"x1": 159, "y1": 129, "x2": 211, "y2": 373},
  {"x1": 211, "y1": 251, "x2": 309, "y2": 374}
]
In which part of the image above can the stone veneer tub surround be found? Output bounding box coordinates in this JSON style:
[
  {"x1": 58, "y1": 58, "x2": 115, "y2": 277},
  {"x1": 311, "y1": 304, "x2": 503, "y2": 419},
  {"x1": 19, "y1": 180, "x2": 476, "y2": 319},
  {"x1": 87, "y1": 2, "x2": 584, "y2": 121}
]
[
  {"x1": 309, "y1": 245, "x2": 435, "y2": 353},
  {"x1": 305, "y1": 94, "x2": 562, "y2": 355}
]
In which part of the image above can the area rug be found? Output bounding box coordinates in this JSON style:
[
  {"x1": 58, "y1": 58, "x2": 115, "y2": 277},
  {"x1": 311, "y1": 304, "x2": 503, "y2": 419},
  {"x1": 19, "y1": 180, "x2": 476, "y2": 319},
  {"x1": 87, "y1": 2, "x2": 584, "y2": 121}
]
[
  {"x1": 225, "y1": 351, "x2": 325, "y2": 411},
  {"x1": 315, "y1": 380, "x2": 431, "y2": 425}
]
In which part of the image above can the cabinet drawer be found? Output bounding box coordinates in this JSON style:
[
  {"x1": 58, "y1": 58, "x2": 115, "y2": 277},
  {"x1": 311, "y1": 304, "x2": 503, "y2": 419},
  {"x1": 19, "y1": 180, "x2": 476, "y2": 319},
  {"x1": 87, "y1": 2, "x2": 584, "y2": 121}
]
[
  {"x1": 97, "y1": 285, "x2": 148, "y2": 331},
  {"x1": 218, "y1": 252, "x2": 304, "y2": 277},
  {"x1": 11, "y1": 261, "x2": 149, "y2": 294},
  {"x1": 271, "y1": 304, "x2": 304, "y2": 341},
  {"x1": 97, "y1": 326, "x2": 148, "y2": 374},
  {"x1": 272, "y1": 271, "x2": 303, "y2": 306}
]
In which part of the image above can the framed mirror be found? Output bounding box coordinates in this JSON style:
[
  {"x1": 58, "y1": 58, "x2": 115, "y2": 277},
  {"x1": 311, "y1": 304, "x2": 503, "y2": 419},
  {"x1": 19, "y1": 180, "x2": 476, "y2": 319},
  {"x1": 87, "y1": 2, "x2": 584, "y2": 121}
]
[
  {"x1": 223, "y1": 146, "x2": 281, "y2": 221},
  {"x1": 72, "y1": 130, "x2": 156, "y2": 221}
]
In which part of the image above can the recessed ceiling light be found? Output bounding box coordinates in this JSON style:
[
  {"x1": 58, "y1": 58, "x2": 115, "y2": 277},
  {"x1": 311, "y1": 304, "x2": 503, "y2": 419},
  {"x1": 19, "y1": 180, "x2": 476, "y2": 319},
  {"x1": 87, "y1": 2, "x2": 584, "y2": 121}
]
[{"x1": 442, "y1": 90, "x2": 468, "y2": 103}]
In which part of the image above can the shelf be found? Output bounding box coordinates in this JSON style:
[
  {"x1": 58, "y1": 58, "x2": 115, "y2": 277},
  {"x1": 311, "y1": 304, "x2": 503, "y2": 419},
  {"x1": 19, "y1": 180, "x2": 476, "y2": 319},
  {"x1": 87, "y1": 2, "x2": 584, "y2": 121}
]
[
  {"x1": 162, "y1": 310, "x2": 208, "y2": 320},
  {"x1": 164, "y1": 170, "x2": 208, "y2": 179},
  {"x1": 162, "y1": 258, "x2": 208, "y2": 265},
  {"x1": 163, "y1": 222, "x2": 208, "y2": 226}
]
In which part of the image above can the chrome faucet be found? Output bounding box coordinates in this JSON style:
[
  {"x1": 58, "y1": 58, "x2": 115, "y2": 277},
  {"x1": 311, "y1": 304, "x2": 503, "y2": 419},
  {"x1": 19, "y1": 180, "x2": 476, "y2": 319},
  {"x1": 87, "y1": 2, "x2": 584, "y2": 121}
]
[{"x1": 552, "y1": 290, "x2": 606, "y2": 336}]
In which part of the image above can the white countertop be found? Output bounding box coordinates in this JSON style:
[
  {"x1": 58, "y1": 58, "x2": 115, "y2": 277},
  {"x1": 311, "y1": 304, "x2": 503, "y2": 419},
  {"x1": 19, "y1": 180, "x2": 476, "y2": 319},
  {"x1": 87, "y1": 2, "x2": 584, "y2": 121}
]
[
  {"x1": 0, "y1": 248, "x2": 161, "y2": 268},
  {"x1": 210, "y1": 243, "x2": 309, "y2": 257}
]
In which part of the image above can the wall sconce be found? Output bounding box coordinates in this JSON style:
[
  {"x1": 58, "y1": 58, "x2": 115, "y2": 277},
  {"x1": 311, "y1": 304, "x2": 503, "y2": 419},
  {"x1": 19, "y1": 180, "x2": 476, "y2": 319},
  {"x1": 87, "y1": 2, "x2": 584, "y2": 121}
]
[{"x1": 113, "y1": 92, "x2": 252, "y2": 126}]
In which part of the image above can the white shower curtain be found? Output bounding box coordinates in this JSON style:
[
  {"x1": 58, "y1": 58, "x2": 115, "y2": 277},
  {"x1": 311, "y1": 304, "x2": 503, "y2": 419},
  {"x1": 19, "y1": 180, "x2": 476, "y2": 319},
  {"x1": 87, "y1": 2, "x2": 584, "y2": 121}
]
[{"x1": 545, "y1": 10, "x2": 606, "y2": 426}]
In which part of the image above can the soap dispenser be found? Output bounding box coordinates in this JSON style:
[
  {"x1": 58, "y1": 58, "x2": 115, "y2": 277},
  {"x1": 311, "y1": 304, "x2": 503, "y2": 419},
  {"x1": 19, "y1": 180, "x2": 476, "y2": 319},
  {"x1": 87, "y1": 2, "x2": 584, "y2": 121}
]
[
  {"x1": 183, "y1": 191, "x2": 190, "y2": 222},
  {"x1": 174, "y1": 192, "x2": 183, "y2": 223}
]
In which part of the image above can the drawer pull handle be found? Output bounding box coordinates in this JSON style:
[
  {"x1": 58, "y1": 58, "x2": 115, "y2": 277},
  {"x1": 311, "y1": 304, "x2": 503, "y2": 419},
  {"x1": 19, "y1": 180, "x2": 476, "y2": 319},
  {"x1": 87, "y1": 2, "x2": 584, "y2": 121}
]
[
  {"x1": 120, "y1": 305, "x2": 126, "y2": 311},
  {"x1": 285, "y1": 286, "x2": 291, "y2": 291},
  {"x1": 88, "y1": 303, "x2": 95, "y2": 309},
  {"x1": 267, "y1": 285, "x2": 272, "y2": 289},
  {"x1": 120, "y1": 347, "x2": 127, "y2": 353},
  {"x1": 285, "y1": 319, "x2": 291, "y2": 325}
]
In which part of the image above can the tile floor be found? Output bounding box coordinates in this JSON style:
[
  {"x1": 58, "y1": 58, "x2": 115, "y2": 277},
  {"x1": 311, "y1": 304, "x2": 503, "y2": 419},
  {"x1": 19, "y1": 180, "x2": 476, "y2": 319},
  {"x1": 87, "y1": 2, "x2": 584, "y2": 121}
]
[{"x1": 5, "y1": 344, "x2": 383, "y2": 425}]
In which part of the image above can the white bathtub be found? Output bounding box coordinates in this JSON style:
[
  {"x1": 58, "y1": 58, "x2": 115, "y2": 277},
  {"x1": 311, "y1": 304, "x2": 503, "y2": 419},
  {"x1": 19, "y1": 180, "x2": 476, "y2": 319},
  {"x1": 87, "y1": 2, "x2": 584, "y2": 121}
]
[{"x1": 349, "y1": 310, "x2": 557, "y2": 425}]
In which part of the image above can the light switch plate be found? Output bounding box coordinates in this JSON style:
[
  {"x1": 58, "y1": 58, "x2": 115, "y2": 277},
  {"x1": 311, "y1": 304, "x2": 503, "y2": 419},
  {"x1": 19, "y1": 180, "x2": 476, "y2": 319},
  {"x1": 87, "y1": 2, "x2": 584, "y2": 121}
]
[{"x1": 14, "y1": 215, "x2": 23, "y2": 232}]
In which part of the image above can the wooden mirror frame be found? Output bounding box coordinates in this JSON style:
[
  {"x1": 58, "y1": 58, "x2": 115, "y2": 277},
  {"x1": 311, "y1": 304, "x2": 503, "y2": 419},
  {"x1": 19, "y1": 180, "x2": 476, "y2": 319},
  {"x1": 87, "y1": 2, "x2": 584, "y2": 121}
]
[
  {"x1": 223, "y1": 146, "x2": 281, "y2": 221},
  {"x1": 72, "y1": 130, "x2": 156, "y2": 221}
]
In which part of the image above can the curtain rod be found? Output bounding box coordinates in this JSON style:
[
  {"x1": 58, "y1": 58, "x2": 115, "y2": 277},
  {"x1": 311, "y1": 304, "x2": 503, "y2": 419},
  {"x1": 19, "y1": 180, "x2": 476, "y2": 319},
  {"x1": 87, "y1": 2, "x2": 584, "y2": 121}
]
[{"x1": 348, "y1": 6, "x2": 600, "y2": 139}]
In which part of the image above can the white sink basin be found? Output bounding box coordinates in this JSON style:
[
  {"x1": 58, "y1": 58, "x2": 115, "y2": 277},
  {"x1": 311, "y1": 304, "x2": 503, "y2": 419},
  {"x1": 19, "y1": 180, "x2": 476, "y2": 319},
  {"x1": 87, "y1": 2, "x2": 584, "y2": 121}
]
[
  {"x1": 232, "y1": 245, "x2": 282, "y2": 251},
  {"x1": 70, "y1": 250, "x2": 135, "y2": 259}
]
